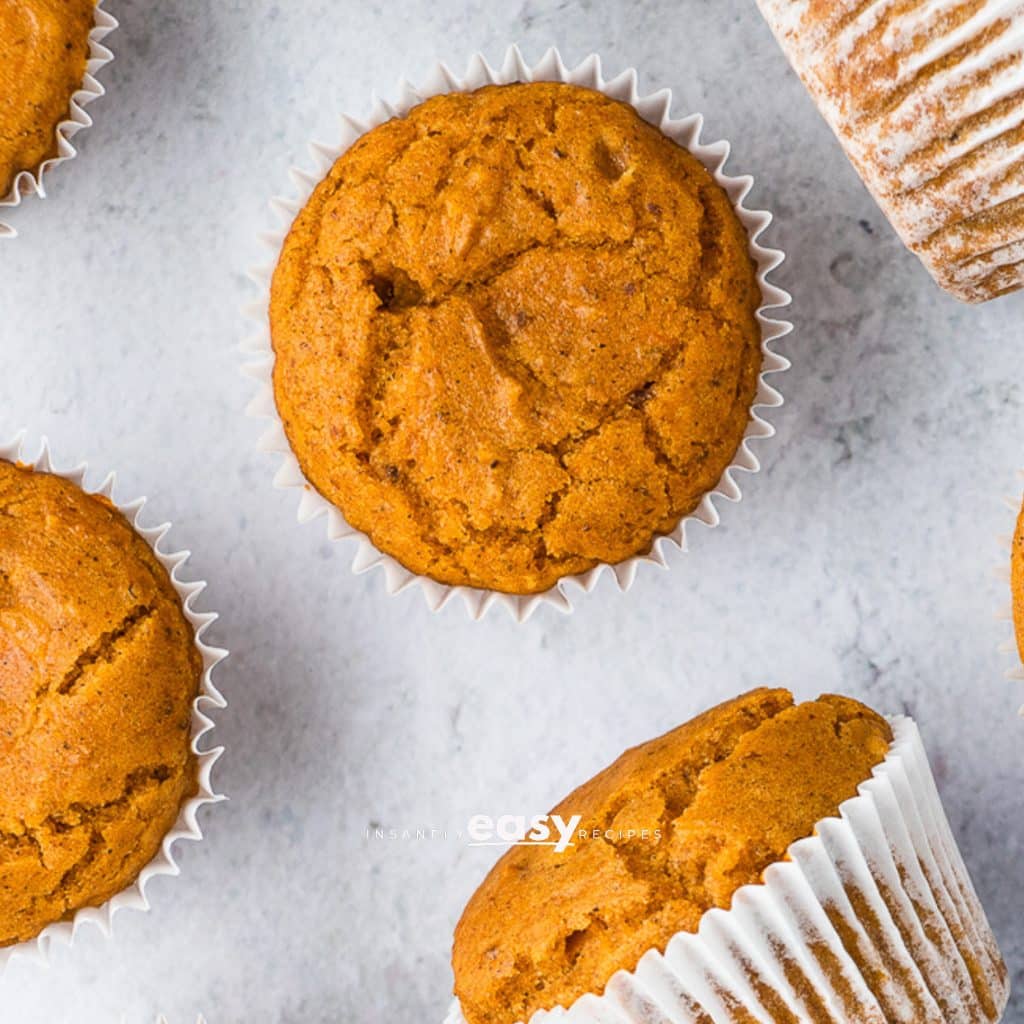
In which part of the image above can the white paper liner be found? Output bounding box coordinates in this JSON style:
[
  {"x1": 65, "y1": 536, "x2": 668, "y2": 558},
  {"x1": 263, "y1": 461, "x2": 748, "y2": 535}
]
[
  {"x1": 755, "y1": 0, "x2": 1024, "y2": 303},
  {"x1": 0, "y1": 0, "x2": 116, "y2": 239},
  {"x1": 444, "y1": 716, "x2": 1010, "y2": 1024},
  {"x1": 0, "y1": 432, "x2": 227, "y2": 971},
  {"x1": 243, "y1": 45, "x2": 792, "y2": 622}
]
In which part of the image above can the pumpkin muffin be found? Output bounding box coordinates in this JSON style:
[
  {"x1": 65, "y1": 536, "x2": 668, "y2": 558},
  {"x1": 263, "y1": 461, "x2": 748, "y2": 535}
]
[
  {"x1": 0, "y1": 459, "x2": 201, "y2": 948},
  {"x1": 1012, "y1": 501, "x2": 1024, "y2": 664},
  {"x1": 757, "y1": 0, "x2": 1024, "y2": 303},
  {"x1": 0, "y1": 0, "x2": 97, "y2": 198},
  {"x1": 270, "y1": 82, "x2": 764, "y2": 594},
  {"x1": 452, "y1": 689, "x2": 894, "y2": 1024}
]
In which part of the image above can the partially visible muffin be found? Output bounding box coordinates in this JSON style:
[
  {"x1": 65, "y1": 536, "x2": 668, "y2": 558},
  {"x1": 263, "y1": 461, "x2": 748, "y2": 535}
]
[
  {"x1": 270, "y1": 81, "x2": 764, "y2": 594},
  {"x1": 0, "y1": 460, "x2": 201, "y2": 947},
  {"x1": 0, "y1": 0, "x2": 97, "y2": 198},
  {"x1": 756, "y1": 0, "x2": 1024, "y2": 303},
  {"x1": 452, "y1": 688, "x2": 893, "y2": 1024},
  {"x1": 1012, "y1": 502, "x2": 1024, "y2": 664}
]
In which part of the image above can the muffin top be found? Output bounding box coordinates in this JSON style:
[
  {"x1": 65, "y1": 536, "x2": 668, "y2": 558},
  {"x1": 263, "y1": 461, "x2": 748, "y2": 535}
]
[
  {"x1": 270, "y1": 82, "x2": 763, "y2": 594},
  {"x1": 0, "y1": 460, "x2": 201, "y2": 947},
  {"x1": 1013, "y1": 502, "x2": 1024, "y2": 663},
  {"x1": 452, "y1": 687, "x2": 892, "y2": 1024},
  {"x1": 0, "y1": 0, "x2": 96, "y2": 197}
]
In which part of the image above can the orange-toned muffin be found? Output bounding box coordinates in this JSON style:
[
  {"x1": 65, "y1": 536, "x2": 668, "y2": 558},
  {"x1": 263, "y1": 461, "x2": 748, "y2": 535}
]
[
  {"x1": 1012, "y1": 501, "x2": 1024, "y2": 663},
  {"x1": 0, "y1": 459, "x2": 201, "y2": 947},
  {"x1": 0, "y1": 0, "x2": 97, "y2": 198},
  {"x1": 270, "y1": 82, "x2": 763, "y2": 594},
  {"x1": 452, "y1": 688, "x2": 893, "y2": 1024}
]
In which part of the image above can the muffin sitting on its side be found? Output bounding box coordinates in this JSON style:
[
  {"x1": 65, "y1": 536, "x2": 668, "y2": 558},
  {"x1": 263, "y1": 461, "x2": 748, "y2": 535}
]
[
  {"x1": 451, "y1": 688, "x2": 1008, "y2": 1024},
  {"x1": 0, "y1": 0, "x2": 97, "y2": 197},
  {"x1": 0, "y1": 459, "x2": 201, "y2": 947},
  {"x1": 270, "y1": 81, "x2": 764, "y2": 595}
]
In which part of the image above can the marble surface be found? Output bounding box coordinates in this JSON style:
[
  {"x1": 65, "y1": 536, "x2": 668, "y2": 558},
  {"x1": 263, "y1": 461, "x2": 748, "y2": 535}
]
[{"x1": 1, "y1": 1, "x2": 1022, "y2": 1021}]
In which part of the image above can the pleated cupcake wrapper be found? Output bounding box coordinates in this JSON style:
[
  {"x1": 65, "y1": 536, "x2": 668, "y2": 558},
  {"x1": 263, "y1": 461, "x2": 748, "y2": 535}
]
[
  {"x1": 0, "y1": 1, "x2": 116, "y2": 239},
  {"x1": 756, "y1": 0, "x2": 1024, "y2": 302},
  {"x1": 0, "y1": 432, "x2": 227, "y2": 971},
  {"x1": 243, "y1": 45, "x2": 792, "y2": 622},
  {"x1": 445, "y1": 716, "x2": 1009, "y2": 1024}
]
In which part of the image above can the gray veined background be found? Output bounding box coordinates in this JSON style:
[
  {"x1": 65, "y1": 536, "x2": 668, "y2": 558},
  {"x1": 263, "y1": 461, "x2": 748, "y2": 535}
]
[{"x1": 1, "y1": 1, "x2": 1022, "y2": 1021}]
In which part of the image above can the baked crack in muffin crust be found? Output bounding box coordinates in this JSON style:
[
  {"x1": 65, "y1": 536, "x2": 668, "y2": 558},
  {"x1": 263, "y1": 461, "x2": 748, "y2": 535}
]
[
  {"x1": 271, "y1": 82, "x2": 763, "y2": 593},
  {"x1": 0, "y1": 460, "x2": 201, "y2": 947}
]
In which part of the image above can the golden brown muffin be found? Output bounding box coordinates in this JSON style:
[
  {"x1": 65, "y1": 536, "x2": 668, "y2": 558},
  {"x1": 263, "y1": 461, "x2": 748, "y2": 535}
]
[
  {"x1": 1012, "y1": 502, "x2": 1024, "y2": 663},
  {"x1": 452, "y1": 688, "x2": 892, "y2": 1024},
  {"x1": 270, "y1": 82, "x2": 763, "y2": 594},
  {"x1": 0, "y1": 460, "x2": 201, "y2": 947},
  {"x1": 0, "y1": 0, "x2": 97, "y2": 198}
]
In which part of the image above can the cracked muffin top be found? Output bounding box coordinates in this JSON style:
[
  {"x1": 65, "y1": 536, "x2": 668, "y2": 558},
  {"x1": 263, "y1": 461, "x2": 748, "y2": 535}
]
[
  {"x1": 270, "y1": 82, "x2": 763, "y2": 594},
  {"x1": 0, "y1": 460, "x2": 201, "y2": 947},
  {"x1": 452, "y1": 688, "x2": 892, "y2": 1024},
  {"x1": 0, "y1": 0, "x2": 96, "y2": 197}
]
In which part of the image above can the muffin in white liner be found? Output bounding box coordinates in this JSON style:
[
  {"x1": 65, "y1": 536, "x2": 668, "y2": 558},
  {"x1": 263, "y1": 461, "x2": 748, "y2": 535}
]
[
  {"x1": 444, "y1": 715, "x2": 1008, "y2": 1024},
  {"x1": 243, "y1": 45, "x2": 791, "y2": 622},
  {"x1": 756, "y1": 0, "x2": 1024, "y2": 303},
  {"x1": 997, "y1": 479, "x2": 1024, "y2": 700},
  {"x1": 0, "y1": 0, "x2": 117, "y2": 238},
  {"x1": 0, "y1": 432, "x2": 226, "y2": 971}
]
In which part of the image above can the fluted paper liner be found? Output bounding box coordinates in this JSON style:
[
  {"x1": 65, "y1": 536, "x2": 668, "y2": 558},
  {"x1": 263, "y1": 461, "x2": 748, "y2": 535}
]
[
  {"x1": 0, "y1": 433, "x2": 227, "y2": 971},
  {"x1": 243, "y1": 45, "x2": 792, "y2": 622},
  {"x1": 444, "y1": 717, "x2": 1009, "y2": 1023},
  {"x1": 756, "y1": 0, "x2": 1024, "y2": 302},
  {"x1": 0, "y1": 1, "x2": 117, "y2": 239}
]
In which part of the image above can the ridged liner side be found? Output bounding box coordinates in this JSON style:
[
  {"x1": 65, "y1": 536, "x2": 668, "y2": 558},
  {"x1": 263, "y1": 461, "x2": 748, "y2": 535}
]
[{"x1": 757, "y1": 0, "x2": 1024, "y2": 302}]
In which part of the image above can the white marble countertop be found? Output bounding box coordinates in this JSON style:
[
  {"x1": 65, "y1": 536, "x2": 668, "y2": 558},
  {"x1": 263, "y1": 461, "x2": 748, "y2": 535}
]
[{"x1": 1, "y1": 1, "x2": 1022, "y2": 1021}]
